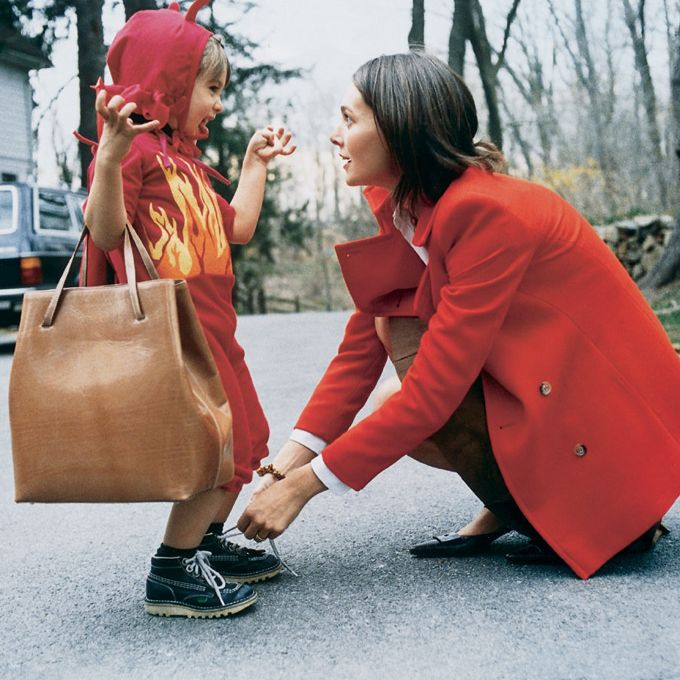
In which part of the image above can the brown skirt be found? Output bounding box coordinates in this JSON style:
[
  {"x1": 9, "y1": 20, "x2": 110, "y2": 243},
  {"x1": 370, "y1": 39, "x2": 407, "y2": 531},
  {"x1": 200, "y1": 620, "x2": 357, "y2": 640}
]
[{"x1": 379, "y1": 316, "x2": 535, "y2": 537}]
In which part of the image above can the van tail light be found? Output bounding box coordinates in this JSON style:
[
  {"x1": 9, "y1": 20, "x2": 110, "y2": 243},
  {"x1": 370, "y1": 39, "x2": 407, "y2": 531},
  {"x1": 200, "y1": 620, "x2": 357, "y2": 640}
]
[{"x1": 20, "y1": 257, "x2": 43, "y2": 286}]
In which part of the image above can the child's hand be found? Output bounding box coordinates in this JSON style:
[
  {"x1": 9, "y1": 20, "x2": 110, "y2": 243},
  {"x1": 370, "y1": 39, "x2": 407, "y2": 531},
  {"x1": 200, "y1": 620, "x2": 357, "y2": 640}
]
[
  {"x1": 246, "y1": 126, "x2": 296, "y2": 166},
  {"x1": 95, "y1": 90, "x2": 160, "y2": 165}
]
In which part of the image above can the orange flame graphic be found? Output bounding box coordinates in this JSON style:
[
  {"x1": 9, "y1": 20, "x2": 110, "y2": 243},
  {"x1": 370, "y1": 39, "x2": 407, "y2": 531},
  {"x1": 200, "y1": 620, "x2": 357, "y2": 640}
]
[{"x1": 147, "y1": 155, "x2": 231, "y2": 278}]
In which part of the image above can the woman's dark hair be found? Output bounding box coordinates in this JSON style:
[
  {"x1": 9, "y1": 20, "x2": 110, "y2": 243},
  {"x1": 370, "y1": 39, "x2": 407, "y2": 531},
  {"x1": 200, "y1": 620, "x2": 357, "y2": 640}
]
[{"x1": 352, "y1": 52, "x2": 505, "y2": 215}]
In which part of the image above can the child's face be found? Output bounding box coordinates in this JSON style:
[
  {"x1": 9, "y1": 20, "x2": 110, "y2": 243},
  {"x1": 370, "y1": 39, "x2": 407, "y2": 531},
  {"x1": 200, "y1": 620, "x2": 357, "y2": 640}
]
[{"x1": 185, "y1": 67, "x2": 227, "y2": 138}]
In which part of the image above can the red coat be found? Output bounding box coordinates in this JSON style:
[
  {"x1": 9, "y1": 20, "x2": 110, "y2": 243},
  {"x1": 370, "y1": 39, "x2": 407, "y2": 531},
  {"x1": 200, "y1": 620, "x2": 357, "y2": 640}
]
[{"x1": 296, "y1": 167, "x2": 680, "y2": 578}]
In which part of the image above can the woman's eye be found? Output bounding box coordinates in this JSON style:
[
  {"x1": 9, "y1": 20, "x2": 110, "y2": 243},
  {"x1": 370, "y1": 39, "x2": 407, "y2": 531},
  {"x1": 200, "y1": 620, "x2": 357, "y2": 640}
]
[{"x1": 344, "y1": 114, "x2": 353, "y2": 125}]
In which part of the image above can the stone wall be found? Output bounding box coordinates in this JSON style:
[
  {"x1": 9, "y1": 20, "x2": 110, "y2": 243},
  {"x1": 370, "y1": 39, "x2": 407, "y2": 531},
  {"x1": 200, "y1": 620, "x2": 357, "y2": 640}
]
[{"x1": 593, "y1": 215, "x2": 674, "y2": 281}]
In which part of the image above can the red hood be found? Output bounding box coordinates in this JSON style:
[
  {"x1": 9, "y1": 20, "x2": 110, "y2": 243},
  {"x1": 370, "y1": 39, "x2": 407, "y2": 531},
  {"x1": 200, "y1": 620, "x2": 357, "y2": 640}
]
[{"x1": 97, "y1": 1, "x2": 212, "y2": 139}]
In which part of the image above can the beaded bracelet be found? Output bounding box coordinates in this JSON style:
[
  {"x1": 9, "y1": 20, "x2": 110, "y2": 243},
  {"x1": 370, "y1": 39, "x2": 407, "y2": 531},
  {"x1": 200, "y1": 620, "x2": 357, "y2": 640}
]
[{"x1": 256, "y1": 463, "x2": 286, "y2": 480}]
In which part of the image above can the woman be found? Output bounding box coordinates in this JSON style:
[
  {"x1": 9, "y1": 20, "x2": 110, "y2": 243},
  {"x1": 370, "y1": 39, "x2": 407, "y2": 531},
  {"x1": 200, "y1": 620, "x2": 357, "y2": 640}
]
[{"x1": 238, "y1": 53, "x2": 680, "y2": 579}]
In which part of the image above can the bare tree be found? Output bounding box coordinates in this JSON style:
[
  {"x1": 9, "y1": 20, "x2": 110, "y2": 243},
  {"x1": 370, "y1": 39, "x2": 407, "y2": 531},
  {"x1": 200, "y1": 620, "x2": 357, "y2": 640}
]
[
  {"x1": 73, "y1": 0, "x2": 106, "y2": 189},
  {"x1": 448, "y1": 0, "x2": 468, "y2": 75},
  {"x1": 640, "y1": 21, "x2": 680, "y2": 289},
  {"x1": 622, "y1": 0, "x2": 668, "y2": 208},
  {"x1": 502, "y1": 16, "x2": 561, "y2": 171},
  {"x1": 408, "y1": 0, "x2": 425, "y2": 51},
  {"x1": 122, "y1": 0, "x2": 159, "y2": 20},
  {"x1": 548, "y1": 0, "x2": 618, "y2": 212},
  {"x1": 446, "y1": 0, "x2": 521, "y2": 149}
]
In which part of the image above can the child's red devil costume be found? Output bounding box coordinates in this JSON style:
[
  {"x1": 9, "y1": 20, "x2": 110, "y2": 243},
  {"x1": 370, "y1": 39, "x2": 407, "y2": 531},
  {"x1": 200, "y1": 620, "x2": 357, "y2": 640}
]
[{"x1": 80, "y1": 0, "x2": 268, "y2": 493}]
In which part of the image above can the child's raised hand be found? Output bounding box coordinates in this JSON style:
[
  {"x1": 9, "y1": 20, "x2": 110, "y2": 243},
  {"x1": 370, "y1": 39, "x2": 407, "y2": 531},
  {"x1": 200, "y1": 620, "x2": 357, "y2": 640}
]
[
  {"x1": 95, "y1": 90, "x2": 160, "y2": 165},
  {"x1": 246, "y1": 126, "x2": 297, "y2": 165}
]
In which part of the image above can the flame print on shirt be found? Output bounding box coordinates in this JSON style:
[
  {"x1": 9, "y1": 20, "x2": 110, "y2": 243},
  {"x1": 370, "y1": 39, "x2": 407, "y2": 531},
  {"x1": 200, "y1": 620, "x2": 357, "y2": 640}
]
[{"x1": 147, "y1": 154, "x2": 232, "y2": 278}]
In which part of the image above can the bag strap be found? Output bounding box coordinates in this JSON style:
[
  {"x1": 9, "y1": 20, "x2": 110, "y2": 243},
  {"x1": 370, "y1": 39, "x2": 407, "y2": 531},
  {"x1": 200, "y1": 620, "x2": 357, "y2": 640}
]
[{"x1": 42, "y1": 224, "x2": 161, "y2": 328}]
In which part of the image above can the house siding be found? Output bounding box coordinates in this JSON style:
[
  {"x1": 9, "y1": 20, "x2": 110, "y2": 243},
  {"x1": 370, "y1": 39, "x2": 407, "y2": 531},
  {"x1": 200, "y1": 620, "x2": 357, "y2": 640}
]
[{"x1": 0, "y1": 64, "x2": 33, "y2": 181}]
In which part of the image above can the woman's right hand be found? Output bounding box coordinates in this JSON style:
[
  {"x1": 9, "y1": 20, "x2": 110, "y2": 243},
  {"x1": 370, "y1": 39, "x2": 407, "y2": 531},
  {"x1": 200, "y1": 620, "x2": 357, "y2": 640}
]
[{"x1": 95, "y1": 91, "x2": 159, "y2": 165}]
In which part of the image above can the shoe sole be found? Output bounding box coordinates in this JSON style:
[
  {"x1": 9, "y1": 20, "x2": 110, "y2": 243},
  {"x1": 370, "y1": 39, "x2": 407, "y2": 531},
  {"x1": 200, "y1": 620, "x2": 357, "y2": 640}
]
[
  {"x1": 217, "y1": 564, "x2": 282, "y2": 584},
  {"x1": 144, "y1": 592, "x2": 257, "y2": 618}
]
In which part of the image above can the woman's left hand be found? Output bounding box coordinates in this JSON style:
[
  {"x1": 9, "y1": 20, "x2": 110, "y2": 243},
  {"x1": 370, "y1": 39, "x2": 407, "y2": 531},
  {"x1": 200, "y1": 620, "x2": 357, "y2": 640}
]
[{"x1": 237, "y1": 464, "x2": 326, "y2": 541}]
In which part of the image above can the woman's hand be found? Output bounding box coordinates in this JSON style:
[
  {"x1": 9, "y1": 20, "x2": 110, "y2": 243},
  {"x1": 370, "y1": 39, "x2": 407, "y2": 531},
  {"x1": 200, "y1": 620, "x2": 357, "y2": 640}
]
[
  {"x1": 248, "y1": 471, "x2": 278, "y2": 502},
  {"x1": 237, "y1": 464, "x2": 326, "y2": 540},
  {"x1": 95, "y1": 91, "x2": 159, "y2": 165},
  {"x1": 245, "y1": 126, "x2": 296, "y2": 166}
]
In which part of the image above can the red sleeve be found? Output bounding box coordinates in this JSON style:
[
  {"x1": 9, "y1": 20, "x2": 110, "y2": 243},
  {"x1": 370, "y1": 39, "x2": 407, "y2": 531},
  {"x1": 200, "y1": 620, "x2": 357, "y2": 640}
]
[
  {"x1": 84, "y1": 141, "x2": 144, "y2": 225},
  {"x1": 119, "y1": 143, "x2": 144, "y2": 224},
  {"x1": 216, "y1": 194, "x2": 236, "y2": 242},
  {"x1": 295, "y1": 310, "x2": 388, "y2": 443},
  {"x1": 321, "y1": 196, "x2": 541, "y2": 490}
]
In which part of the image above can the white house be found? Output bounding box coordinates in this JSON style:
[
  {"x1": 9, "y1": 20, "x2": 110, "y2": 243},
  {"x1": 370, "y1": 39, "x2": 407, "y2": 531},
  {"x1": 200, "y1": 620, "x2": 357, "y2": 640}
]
[{"x1": 0, "y1": 26, "x2": 50, "y2": 182}]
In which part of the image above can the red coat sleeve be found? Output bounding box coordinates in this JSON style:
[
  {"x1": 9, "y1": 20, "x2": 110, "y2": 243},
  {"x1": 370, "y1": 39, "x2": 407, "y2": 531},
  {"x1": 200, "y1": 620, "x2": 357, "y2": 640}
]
[
  {"x1": 321, "y1": 195, "x2": 542, "y2": 489},
  {"x1": 295, "y1": 310, "x2": 388, "y2": 443}
]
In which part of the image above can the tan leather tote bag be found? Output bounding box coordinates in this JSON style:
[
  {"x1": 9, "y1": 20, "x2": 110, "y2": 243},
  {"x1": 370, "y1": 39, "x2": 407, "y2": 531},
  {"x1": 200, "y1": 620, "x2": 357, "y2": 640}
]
[{"x1": 9, "y1": 225, "x2": 234, "y2": 502}]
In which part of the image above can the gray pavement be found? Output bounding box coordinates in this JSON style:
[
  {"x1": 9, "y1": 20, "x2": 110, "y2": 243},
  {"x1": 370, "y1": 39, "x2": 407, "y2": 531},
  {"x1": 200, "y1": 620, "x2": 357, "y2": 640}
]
[{"x1": 1, "y1": 310, "x2": 679, "y2": 680}]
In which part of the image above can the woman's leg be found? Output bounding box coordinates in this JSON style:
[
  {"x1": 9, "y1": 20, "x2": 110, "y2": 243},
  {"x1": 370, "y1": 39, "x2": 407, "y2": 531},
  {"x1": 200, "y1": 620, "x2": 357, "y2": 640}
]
[
  {"x1": 372, "y1": 323, "x2": 504, "y2": 534},
  {"x1": 384, "y1": 317, "x2": 539, "y2": 537}
]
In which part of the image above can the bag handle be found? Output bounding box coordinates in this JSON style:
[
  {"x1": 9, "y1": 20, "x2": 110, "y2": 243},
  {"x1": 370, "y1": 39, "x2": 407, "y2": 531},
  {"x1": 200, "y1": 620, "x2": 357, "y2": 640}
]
[{"x1": 41, "y1": 224, "x2": 160, "y2": 328}]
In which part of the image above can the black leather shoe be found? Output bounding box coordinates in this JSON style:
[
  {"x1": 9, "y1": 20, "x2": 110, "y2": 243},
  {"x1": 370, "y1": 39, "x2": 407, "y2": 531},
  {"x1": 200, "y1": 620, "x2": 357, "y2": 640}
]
[
  {"x1": 507, "y1": 524, "x2": 671, "y2": 566},
  {"x1": 621, "y1": 523, "x2": 669, "y2": 554},
  {"x1": 410, "y1": 528, "x2": 509, "y2": 557},
  {"x1": 505, "y1": 540, "x2": 563, "y2": 565}
]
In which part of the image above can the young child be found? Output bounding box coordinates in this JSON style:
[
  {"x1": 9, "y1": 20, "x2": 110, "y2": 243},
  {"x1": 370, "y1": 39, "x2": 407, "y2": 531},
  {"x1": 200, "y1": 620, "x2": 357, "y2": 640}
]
[{"x1": 82, "y1": 0, "x2": 295, "y2": 618}]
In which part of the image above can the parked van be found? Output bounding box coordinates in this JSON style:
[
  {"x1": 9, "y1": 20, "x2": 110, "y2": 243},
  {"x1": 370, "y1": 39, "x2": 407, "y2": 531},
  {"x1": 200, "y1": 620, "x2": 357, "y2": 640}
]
[{"x1": 0, "y1": 182, "x2": 84, "y2": 327}]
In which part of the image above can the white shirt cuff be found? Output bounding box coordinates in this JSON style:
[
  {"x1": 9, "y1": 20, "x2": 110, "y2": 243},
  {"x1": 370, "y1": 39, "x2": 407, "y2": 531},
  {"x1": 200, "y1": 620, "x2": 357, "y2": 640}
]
[
  {"x1": 290, "y1": 429, "x2": 327, "y2": 456},
  {"x1": 310, "y1": 456, "x2": 351, "y2": 495}
]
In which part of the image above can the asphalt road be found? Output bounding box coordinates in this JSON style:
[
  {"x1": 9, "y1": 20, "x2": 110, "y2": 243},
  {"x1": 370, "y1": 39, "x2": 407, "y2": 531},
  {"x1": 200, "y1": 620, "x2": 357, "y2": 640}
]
[{"x1": 1, "y1": 311, "x2": 679, "y2": 680}]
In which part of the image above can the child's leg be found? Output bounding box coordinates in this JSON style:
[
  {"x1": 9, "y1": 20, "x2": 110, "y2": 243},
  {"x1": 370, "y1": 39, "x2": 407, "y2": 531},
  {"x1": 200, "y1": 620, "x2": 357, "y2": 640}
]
[
  {"x1": 197, "y1": 342, "x2": 281, "y2": 583},
  {"x1": 164, "y1": 487, "x2": 231, "y2": 548},
  {"x1": 211, "y1": 490, "x2": 239, "y2": 525},
  {"x1": 145, "y1": 486, "x2": 257, "y2": 619}
]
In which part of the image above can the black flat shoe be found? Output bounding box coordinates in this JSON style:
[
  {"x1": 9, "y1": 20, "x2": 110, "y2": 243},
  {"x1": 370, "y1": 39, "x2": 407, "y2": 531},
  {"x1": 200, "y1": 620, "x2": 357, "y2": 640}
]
[
  {"x1": 410, "y1": 528, "x2": 509, "y2": 558},
  {"x1": 621, "y1": 523, "x2": 669, "y2": 554},
  {"x1": 506, "y1": 524, "x2": 671, "y2": 566},
  {"x1": 505, "y1": 540, "x2": 563, "y2": 565}
]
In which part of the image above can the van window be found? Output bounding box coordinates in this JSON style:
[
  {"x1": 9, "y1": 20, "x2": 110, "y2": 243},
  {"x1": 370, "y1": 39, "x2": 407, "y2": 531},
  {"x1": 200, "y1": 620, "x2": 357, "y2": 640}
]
[
  {"x1": 66, "y1": 194, "x2": 85, "y2": 233},
  {"x1": 0, "y1": 188, "x2": 16, "y2": 233},
  {"x1": 38, "y1": 191, "x2": 72, "y2": 232}
]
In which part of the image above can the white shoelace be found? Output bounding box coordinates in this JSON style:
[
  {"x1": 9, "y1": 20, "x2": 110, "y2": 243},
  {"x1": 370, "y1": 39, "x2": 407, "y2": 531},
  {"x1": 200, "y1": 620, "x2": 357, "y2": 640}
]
[
  {"x1": 221, "y1": 526, "x2": 298, "y2": 577},
  {"x1": 183, "y1": 550, "x2": 227, "y2": 605}
]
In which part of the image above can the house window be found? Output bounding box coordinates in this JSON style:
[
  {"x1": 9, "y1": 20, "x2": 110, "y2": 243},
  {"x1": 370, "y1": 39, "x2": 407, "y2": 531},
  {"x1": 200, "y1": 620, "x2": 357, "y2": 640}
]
[{"x1": 2, "y1": 173, "x2": 18, "y2": 182}]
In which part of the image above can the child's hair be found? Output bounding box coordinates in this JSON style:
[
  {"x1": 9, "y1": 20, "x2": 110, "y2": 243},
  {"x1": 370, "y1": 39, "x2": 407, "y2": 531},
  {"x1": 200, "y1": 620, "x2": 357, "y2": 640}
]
[
  {"x1": 199, "y1": 34, "x2": 231, "y2": 85},
  {"x1": 352, "y1": 52, "x2": 505, "y2": 215}
]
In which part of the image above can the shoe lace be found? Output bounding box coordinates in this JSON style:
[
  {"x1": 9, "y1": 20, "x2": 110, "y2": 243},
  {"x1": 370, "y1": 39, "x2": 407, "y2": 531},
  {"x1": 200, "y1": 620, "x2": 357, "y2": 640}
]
[
  {"x1": 221, "y1": 526, "x2": 298, "y2": 577},
  {"x1": 183, "y1": 550, "x2": 228, "y2": 606}
]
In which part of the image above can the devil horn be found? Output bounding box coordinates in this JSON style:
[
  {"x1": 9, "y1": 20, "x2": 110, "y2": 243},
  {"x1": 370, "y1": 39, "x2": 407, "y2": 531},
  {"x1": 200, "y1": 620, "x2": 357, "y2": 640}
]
[{"x1": 185, "y1": 0, "x2": 211, "y2": 22}]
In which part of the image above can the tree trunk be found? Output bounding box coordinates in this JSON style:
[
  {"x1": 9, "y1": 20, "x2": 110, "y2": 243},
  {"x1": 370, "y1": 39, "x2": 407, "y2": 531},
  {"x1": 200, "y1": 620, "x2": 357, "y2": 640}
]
[
  {"x1": 408, "y1": 0, "x2": 425, "y2": 51},
  {"x1": 622, "y1": 0, "x2": 668, "y2": 208},
  {"x1": 639, "y1": 23, "x2": 680, "y2": 289},
  {"x1": 122, "y1": 0, "x2": 158, "y2": 20},
  {"x1": 74, "y1": 0, "x2": 106, "y2": 189},
  {"x1": 467, "y1": 0, "x2": 502, "y2": 148},
  {"x1": 449, "y1": 0, "x2": 468, "y2": 75}
]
